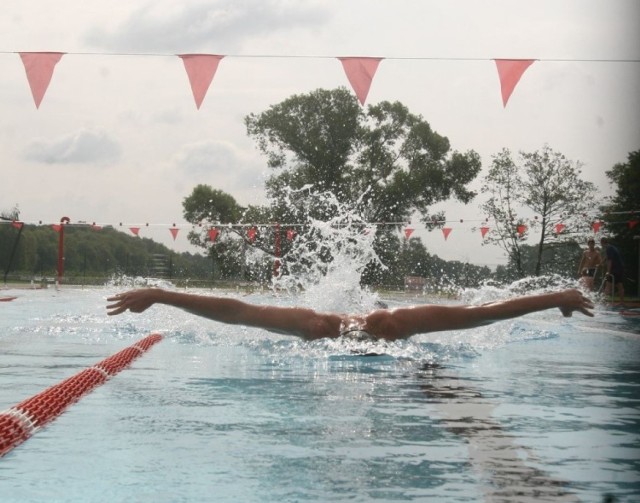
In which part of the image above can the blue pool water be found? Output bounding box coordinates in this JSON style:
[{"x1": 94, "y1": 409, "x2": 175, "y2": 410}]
[{"x1": 0, "y1": 286, "x2": 639, "y2": 502}]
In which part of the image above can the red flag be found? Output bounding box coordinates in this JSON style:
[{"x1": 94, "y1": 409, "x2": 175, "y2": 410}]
[
  {"x1": 442, "y1": 227, "x2": 452, "y2": 240},
  {"x1": 178, "y1": 54, "x2": 224, "y2": 109},
  {"x1": 629, "y1": 220, "x2": 638, "y2": 229},
  {"x1": 19, "y1": 52, "x2": 65, "y2": 108},
  {"x1": 52, "y1": 224, "x2": 61, "y2": 232},
  {"x1": 480, "y1": 226, "x2": 489, "y2": 238},
  {"x1": 130, "y1": 227, "x2": 140, "y2": 236},
  {"x1": 170, "y1": 227, "x2": 179, "y2": 241},
  {"x1": 592, "y1": 221, "x2": 602, "y2": 233},
  {"x1": 517, "y1": 225, "x2": 527, "y2": 236},
  {"x1": 91, "y1": 224, "x2": 102, "y2": 231},
  {"x1": 555, "y1": 223, "x2": 566, "y2": 234},
  {"x1": 494, "y1": 59, "x2": 535, "y2": 107},
  {"x1": 286, "y1": 229, "x2": 296, "y2": 241},
  {"x1": 208, "y1": 228, "x2": 220, "y2": 242},
  {"x1": 11, "y1": 221, "x2": 24, "y2": 230},
  {"x1": 338, "y1": 57, "x2": 382, "y2": 105},
  {"x1": 404, "y1": 227, "x2": 414, "y2": 239},
  {"x1": 247, "y1": 227, "x2": 257, "y2": 242}
]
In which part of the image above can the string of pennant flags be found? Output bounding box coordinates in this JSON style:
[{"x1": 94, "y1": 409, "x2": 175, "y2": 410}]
[
  {"x1": 4, "y1": 51, "x2": 639, "y2": 110},
  {"x1": 2, "y1": 212, "x2": 638, "y2": 243}
]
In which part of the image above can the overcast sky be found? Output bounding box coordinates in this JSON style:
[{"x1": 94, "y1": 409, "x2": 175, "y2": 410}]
[{"x1": 1, "y1": 0, "x2": 638, "y2": 267}]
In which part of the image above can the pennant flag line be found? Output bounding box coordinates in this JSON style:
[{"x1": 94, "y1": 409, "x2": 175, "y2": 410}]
[
  {"x1": 8, "y1": 51, "x2": 637, "y2": 110},
  {"x1": 19, "y1": 52, "x2": 65, "y2": 108}
]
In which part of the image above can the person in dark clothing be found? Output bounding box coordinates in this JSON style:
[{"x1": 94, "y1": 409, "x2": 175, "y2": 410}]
[{"x1": 600, "y1": 237, "x2": 625, "y2": 303}]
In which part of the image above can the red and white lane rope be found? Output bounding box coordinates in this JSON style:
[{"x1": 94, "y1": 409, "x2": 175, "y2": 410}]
[{"x1": 0, "y1": 333, "x2": 163, "y2": 457}]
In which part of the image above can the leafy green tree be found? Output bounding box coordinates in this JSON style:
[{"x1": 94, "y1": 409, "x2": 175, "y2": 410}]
[
  {"x1": 480, "y1": 149, "x2": 528, "y2": 277},
  {"x1": 601, "y1": 150, "x2": 640, "y2": 295},
  {"x1": 183, "y1": 89, "x2": 482, "y2": 285},
  {"x1": 245, "y1": 87, "x2": 482, "y2": 229},
  {"x1": 481, "y1": 145, "x2": 597, "y2": 278}
]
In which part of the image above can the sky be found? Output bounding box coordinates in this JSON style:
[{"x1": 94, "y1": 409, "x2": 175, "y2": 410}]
[{"x1": 1, "y1": 0, "x2": 639, "y2": 268}]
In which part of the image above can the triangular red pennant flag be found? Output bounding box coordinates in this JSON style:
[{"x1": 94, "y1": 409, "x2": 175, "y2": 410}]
[
  {"x1": 592, "y1": 221, "x2": 602, "y2": 233},
  {"x1": 404, "y1": 227, "x2": 414, "y2": 239},
  {"x1": 629, "y1": 220, "x2": 638, "y2": 229},
  {"x1": 208, "y1": 228, "x2": 220, "y2": 242},
  {"x1": 11, "y1": 221, "x2": 24, "y2": 230},
  {"x1": 480, "y1": 226, "x2": 489, "y2": 238},
  {"x1": 338, "y1": 57, "x2": 382, "y2": 105},
  {"x1": 130, "y1": 227, "x2": 140, "y2": 236},
  {"x1": 517, "y1": 225, "x2": 527, "y2": 236},
  {"x1": 494, "y1": 59, "x2": 535, "y2": 107},
  {"x1": 170, "y1": 227, "x2": 179, "y2": 240},
  {"x1": 555, "y1": 223, "x2": 566, "y2": 234},
  {"x1": 179, "y1": 54, "x2": 224, "y2": 109},
  {"x1": 19, "y1": 52, "x2": 65, "y2": 108},
  {"x1": 442, "y1": 227, "x2": 452, "y2": 240},
  {"x1": 247, "y1": 227, "x2": 257, "y2": 242},
  {"x1": 286, "y1": 229, "x2": 296, "y2": 241},
  {"x1": 52, "y1": 224, "x2": 61, "y2": 232}
]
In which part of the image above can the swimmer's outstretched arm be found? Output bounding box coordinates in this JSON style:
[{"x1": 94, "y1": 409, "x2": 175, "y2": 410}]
[
  {"x1": 106, "y1": 288, "x2": 341, "y2": 339},
  {"x1": 378, "y1": 289, "x2": 594, "y2": 339}
]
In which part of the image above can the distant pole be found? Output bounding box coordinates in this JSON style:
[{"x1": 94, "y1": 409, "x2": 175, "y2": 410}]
[
  {"x1": 57, "y1": 216, "x2": 70, "y2": 286},
  {"x1": 273, "y1": 223, "x2": 281, "y2": 278}
]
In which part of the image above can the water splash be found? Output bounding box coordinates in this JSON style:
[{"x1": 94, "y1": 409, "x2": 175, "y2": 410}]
[{"x1": 268, "y1": 188, "x2": 383, "y2": 314}]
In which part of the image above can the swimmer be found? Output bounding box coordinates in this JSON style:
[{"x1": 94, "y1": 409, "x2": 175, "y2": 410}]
[
  {"x1": 107, "y1": 288, "x2": 594, "y2": 341},
  {"x1": 577, "y1": 238, "x2": 602, "y2": 291}
]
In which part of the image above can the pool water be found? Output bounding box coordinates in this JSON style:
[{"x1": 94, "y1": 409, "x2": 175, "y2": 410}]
[{"x1": 0, "y1": 287, "x2": 638, "y2": 502}]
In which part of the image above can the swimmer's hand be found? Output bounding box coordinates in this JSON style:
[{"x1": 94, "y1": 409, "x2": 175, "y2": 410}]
[
  {"x1": 557, "y1": 289, "x2": 594, "y2": 318},
  {"x1": 106, "y1": 288, "x2": 161, "y2": 315}
]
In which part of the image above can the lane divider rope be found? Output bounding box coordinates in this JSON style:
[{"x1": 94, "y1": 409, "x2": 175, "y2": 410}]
[{"x1": 0, "y1": 333, "x2": 163, "y2": 457}]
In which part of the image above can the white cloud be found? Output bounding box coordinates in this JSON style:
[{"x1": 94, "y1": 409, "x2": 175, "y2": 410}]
[
  {"x1": 84, "y1": 0, "x2": 330, "y2": 53},
  {"x1": 23, "y1": 129, "x2": 122, "y2": 165},
  {"x1": 172, "y1": 140, "x2": 268, "y2": 200}
]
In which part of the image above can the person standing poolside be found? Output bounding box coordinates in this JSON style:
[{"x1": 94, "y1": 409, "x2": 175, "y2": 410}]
[
  {"x1": 600, "y1": 237, "x2": 625, "y2": 304},
  {"x1": 107, "y1": 288, "x2": 594, "y2": 341},
  {"x1": 577, "y1": 238, "x2": 602, "y2": 291}
]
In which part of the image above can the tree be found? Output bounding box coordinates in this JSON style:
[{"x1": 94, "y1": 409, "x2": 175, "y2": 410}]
[
  {"x1": 481, "y1": 145, "x2": 597, "y2": 278},
  {"x1": 480, "y1": 149, "x2": 527, "y2": 277},
  {"x1": 601, "y1": 150, "x2": 640, "y2": 295},
  {"x1": 245, "y1": 87, "x2": 482, "y2": 229}
]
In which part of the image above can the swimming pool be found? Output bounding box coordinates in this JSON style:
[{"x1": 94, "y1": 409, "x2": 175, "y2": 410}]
[{"x1": 1, "y1": 286, "x2": 638, "y2": 502}]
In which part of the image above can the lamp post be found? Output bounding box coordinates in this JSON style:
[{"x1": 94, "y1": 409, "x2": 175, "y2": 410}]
[{"x1": 56, "y1": 216, "x2": 70, "y2": 287}]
